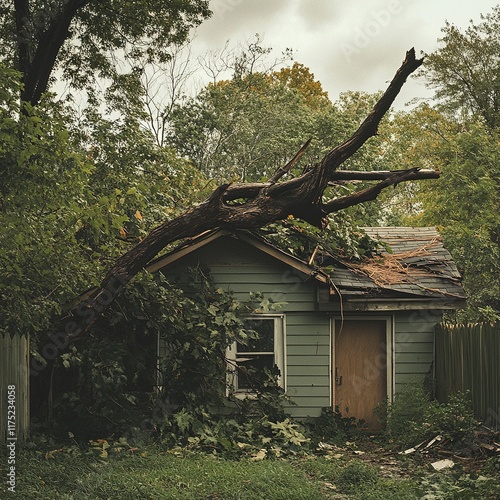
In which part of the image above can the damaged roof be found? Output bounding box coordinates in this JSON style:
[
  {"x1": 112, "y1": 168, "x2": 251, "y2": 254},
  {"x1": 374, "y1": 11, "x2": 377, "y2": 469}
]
[
  {"x1": 329, "y1": 226, "x2": 466, "y2": 306},
  {"x1": 148, "y1": 226, "x2": 466, "y2": 310}
]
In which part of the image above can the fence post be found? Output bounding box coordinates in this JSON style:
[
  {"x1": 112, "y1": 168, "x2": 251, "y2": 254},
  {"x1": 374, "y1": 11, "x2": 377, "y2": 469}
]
[{"x1": 0, "y1": 333, "x2": 30, "y2": 443}]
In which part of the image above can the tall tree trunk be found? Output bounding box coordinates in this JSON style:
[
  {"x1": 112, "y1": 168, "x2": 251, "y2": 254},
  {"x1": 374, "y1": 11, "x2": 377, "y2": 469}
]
[{"x1": 15, "y1": 0, "x2": 91, "y2": 105}]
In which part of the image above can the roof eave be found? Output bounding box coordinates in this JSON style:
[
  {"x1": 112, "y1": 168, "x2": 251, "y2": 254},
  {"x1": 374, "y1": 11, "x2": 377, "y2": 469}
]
[{"x1": 318, "y1": 297, "x2": 467, "y2": 312}]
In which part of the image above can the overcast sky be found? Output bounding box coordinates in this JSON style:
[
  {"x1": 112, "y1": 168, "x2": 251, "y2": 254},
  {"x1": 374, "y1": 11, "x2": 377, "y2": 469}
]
[{"x1": 190, "y1": 0, "x2": 497, "y2": 108}]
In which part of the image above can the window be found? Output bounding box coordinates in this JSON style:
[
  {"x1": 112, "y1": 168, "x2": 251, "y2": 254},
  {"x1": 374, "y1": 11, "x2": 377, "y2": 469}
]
[{"x1": 227, "y1": 315, "x2": 285, "y2": 395}]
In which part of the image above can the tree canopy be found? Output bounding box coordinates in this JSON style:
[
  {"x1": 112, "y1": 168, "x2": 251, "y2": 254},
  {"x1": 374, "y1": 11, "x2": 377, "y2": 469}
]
[
  {"x1": 386, "y1": 5, "x2": 500, "y2": 321},
  {"x1": 423, "y1": 5, "x2": 500, "y2": 129},
  {"x1": 1, "y1": 1, "x2": 498, "y2": 367},
  {"x1": 1, "y1": 0, "x2": 210, "y2": 105}
]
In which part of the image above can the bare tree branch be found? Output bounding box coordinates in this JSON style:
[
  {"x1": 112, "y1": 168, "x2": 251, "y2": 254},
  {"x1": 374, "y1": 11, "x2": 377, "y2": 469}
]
[
  {"x1": 321, "y1": 48, "x2": 424, "y2": 174},
  {"x1": 267, "y1": 138, "x2": 312, "y2": 184},
  {"x1": 330, "y1": 169, "x2": 440, "y2": 181},
  {"x1": 324, "y1": 168, "x2": 435, "y2": 212}
]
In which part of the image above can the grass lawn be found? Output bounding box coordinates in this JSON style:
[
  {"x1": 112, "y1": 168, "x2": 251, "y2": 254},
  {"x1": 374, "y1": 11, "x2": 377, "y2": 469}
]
[
  {"x1": 3, "y1": 438, "x2": 499, "y2": 499},
  {"x1": 8, "y1": 448, "x2": 325, "y2": 499}
]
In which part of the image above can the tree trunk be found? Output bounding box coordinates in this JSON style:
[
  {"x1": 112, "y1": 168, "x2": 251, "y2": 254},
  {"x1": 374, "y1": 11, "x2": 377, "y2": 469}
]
[{"x1": 15, "y1": 0, "x2": 91, "y2": 106}]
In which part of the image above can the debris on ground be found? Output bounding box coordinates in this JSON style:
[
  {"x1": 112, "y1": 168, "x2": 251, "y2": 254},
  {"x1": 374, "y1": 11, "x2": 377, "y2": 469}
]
[
  {"x1": 316, "y1": 425, "x2": 500, "y2": 480},
  {"x1": 401, "y1": 435, "x2": 444, "y2": 455},
  {"x1": 431, "y1": 458, "x2": 454, "y2": 471}
]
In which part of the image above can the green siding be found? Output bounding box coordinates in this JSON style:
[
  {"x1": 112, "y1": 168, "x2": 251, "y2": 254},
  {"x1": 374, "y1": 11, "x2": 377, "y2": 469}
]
[
  {"x1": 287, "y1": 375, "x2": 329, "y2": 386},
  {"x1": 162, "y1": 237, "x2": 332, "y2": 418},
  {"x1": 395, "y1": 352, "x2": 433, "y2": 363},
  {"x1": 288, "y1": 365, "x2": 329, "y2": 377},
  {"x1": 287, "y1": 345, "x2": 329, "y2": 356},
  {"x1": 394, "y1": 311, "x2": 440, "y2": 392},
  {"x1": 164, "y1": 239, "x2": 319, "y2": 312},
  {"x1": 287, "y1": 386, "x2": 330, "y2": 398}
]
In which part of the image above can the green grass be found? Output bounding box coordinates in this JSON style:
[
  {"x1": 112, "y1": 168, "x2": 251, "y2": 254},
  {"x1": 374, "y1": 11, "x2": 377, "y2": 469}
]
[
  {"x1": 4, "y1": 443, "x2": 500, "y2": 499},
  {"x1": 292, "y1": 456, "x2": 419, "y2": 499},
  {"x1": 7, "y1": 448, "x2": 324, "y2": 499}
]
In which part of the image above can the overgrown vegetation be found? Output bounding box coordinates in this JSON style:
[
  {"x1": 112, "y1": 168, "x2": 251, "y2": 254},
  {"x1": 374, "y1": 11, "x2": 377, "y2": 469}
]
[
  {"x1": 376, "y1": 385, "x2": 479, "y2": 449},
  {"x1": 36, "y1": 269, "x2": 291, "y2": 441}
]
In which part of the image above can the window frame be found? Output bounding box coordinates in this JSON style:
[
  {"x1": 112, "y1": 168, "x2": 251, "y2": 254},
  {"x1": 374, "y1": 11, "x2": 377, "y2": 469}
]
[{"x1": 227, "y1": 314, "x2": 286, "y2": 397}]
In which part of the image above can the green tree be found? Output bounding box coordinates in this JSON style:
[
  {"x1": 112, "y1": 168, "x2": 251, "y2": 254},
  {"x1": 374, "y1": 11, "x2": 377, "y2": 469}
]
[
  {"x1": 0, "y1": 66, "x2": 99, "y2": 336},
  {"x1": 0, "y1": 62, "x2": 209, "y2": 343},
  {"x1": 169, "y1": 56, "x2": 394, "y2": 190},
  {"x1": 0, "y1": 0, "x2": 210, "y2": 106},
  {"x1": 169, "y1": 71, "x2": 318, "y2": 182},
  {"x1": 1, "y1": 15, "x2": 434, "y2": 347},
  {"x1": 386, "y1": 105, "x2": 500, "y2": 321},
  {"x1": 0, "y1": 1, "x2": 213, "y2": 341},
  {"x1": 385, "y1": 6, "x2": 500, "y2": 321},
  {"x1": 422, "y1": 5, "x2": 500, "y2": 129},
  {"x1": 76, "y1": 102, "x2": 211, "y2": 251}
]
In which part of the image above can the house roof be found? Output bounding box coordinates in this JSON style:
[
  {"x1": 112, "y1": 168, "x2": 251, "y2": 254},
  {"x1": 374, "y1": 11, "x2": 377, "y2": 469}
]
[
  {"x1": 148, "y1": 226, "x2": 466, "y2": 310},
  {"x1": 328, "y1": 227, "x2": 467, "y2": 306}
]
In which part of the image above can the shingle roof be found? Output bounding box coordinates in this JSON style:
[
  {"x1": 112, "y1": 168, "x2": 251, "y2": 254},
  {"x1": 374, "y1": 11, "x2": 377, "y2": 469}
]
[{"x1": 329, "y1": 227, "x2": 466, "y2": 301}]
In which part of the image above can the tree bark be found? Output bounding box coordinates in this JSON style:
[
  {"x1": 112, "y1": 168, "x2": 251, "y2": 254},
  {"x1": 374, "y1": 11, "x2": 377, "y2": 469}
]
[
  {"x1": 66, "y1": 48, "x2": 427, "y2": 341},
  {"x1": 15, "y1": 0, "x2": 91, "y2": 106}
]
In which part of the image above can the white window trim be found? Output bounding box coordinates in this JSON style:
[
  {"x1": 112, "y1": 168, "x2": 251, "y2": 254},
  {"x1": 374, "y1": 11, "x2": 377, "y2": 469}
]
[{"x1": 227, "y1": 314, "x2": 286, "y2": 398}]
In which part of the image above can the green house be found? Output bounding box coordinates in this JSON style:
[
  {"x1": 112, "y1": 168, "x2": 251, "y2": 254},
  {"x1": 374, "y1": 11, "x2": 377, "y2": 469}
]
[{"x1": 148, "y1": 227, "x2": 466, "y2": 428}]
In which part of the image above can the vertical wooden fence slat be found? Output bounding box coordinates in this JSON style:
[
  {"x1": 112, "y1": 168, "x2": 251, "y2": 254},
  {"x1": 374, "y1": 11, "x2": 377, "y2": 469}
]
[
  {"x1": 0, "y1": 334, "x2": 30, "y2": 443},
  {"x1": 435, "y1": 323, "x2": 500, "y2": 430},
  {"x1": 485, "y1": 324, "x2": 500, "y2": 429}
]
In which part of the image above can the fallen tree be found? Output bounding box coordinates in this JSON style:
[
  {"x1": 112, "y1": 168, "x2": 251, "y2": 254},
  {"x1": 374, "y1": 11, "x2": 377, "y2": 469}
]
[{"x1": 64, "y1": 48, "x2": 436, "y2": 342}]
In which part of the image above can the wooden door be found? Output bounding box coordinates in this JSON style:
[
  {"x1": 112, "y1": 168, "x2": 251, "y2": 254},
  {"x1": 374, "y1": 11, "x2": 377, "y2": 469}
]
[{"x1": 334, "y1": 320, "x2": 387, "y2": 430}]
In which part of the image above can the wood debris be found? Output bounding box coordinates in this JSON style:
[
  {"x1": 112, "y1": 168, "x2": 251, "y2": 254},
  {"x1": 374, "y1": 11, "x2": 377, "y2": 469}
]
[
  {"x1": 401, "y1": 435, "x2": 443, "y2": 455},
  {"x1": 349, "y1": 239, "x2": 440, "y2": 287},
  {"x1": 431, "y1": 458, "x2": 455, "y2": 471}
]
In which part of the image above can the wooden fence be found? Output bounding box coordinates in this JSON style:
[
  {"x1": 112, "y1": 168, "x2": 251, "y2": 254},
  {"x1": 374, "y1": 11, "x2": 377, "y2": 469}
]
[
  {"x1": 435, "y1": 322, "x2": 500, "y2": 430},
  {"x1": 0, "y1": 334, "x2": 30, "y2": 443}
]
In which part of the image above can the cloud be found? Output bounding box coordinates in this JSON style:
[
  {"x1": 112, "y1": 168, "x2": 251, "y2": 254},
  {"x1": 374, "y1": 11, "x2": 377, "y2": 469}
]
[
  {"x1": 197, "y1": 0, "x2": 290, "y2": 47},
  {"x1": 189, "y1": 0, "x2": 496, "y2": 107},
  {"x1": 293, "y1": 0, "x2": 341, "y2": 30}
]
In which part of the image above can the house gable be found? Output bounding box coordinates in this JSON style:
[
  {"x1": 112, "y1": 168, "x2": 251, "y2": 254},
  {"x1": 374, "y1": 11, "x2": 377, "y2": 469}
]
[{"x1": 149, "y1": 230, "x2": 329, "y2": 313}]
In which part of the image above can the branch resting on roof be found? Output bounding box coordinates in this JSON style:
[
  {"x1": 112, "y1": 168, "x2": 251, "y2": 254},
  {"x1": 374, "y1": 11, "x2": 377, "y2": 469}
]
[{"x1": 66, "y1": 48, "x2": 433, "y2": 341}]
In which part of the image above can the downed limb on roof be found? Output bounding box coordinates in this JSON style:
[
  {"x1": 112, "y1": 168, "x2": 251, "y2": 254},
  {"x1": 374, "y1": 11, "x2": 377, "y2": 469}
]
[{"x1": 65, "y1": 48, "x2": 437, "y2": 341}]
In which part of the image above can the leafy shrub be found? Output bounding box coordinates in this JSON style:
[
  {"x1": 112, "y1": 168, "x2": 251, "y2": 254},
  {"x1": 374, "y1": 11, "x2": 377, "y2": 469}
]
[
  {"x1": 375, "y1": 384, "x2": 430, "y2": 446},
  {"x1": 149, "y1": 401, "x2": 311, "y2": 458},
  {"x1": 305, "y1": 406, "x2": 360, "y2": 444},
  {"x1": 424, "y1": 391, "x2": 479, "y2": 441},
  {"x1": 381, "y1": 384, "x2": 479, "y2": 448}
]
